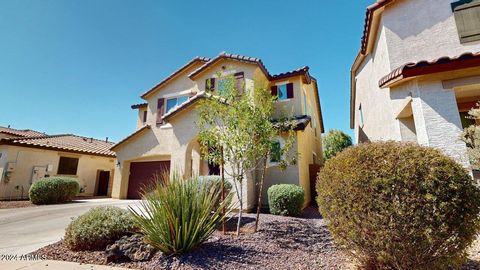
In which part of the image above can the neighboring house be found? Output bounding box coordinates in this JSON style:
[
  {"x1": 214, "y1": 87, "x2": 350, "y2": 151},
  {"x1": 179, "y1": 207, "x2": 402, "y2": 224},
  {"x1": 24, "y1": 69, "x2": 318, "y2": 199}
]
[
  {"x1": 351, "y1": 0, "x2": 480, "y2": 168},
  {"x1": 111, "y1": 52, "x2": 324, "y2": 210},
  {"x1": 0, "y1": 126, "x2": 116, "y2": 200}
]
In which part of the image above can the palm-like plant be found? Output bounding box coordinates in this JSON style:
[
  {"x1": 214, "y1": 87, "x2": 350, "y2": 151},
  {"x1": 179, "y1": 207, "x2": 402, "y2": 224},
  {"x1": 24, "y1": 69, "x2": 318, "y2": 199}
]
[{"x1": 129, "y1": 173, "x2": 233, "y2": 255}]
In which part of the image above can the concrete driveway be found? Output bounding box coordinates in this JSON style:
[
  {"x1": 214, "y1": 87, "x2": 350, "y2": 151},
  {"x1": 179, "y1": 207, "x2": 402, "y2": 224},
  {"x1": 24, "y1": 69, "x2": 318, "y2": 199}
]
[{"x1": 0, "y1": 198, "x2": 141, "y2": 256}]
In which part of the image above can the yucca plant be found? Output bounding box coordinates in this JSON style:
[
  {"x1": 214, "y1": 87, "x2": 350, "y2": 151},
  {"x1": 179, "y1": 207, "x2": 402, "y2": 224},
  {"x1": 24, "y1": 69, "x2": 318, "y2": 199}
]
[{"x1": 129, "y1": 173, "x2": 233, "y2": 255}]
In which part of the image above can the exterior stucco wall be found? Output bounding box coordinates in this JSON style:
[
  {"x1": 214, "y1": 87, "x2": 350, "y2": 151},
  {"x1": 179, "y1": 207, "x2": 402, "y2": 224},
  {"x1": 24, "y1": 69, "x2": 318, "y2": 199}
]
[
  {"x1": 0, "y1": 145, "x2": 115, "y2": 200},
  {"x1": 354, "y1": 21, "x2": 399, "y2": 143},
  {"x1": 114, "y1": 58, "x2": 324, "y2": 209},
  {"x1": 142, "y1": 62, "x2": 204, "y2": 129},
  {"x1": 271, "y1": 77, "x2": 303, "y2": 118},
  {"x1": 353, "y1": 0, "x2": 476, "y2": 168},
  {"x1": 136, "y1": 107, "x2": 147, "y2": 129},
  {"x1": 409, "y1": 79, "x2": 470, "y2": 167},
  {"x1": 383, "y1": 0, "x2": 480, "y2": 70}
]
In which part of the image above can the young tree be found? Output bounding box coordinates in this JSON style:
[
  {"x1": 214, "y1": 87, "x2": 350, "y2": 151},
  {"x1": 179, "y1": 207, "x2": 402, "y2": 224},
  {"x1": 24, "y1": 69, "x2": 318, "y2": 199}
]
[
  {"x1": 196, "y1": 73, "x2": 294, "y2": 235},
  {"x1": 322, "y1": 129, "x2": 352, "y2": 160},
  {"x1": 461, "y1": 103, "x2": 480, "y2": 170}
]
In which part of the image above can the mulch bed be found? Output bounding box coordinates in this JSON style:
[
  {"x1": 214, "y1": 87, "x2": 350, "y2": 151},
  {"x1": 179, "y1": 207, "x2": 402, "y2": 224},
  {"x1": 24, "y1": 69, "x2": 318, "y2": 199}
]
[
  {"x1": 0, "y1": 200, "x2": 35, "y2": 209},
  {"x1": 33, "y1": 208, "x2": 355, "y2": 270}
]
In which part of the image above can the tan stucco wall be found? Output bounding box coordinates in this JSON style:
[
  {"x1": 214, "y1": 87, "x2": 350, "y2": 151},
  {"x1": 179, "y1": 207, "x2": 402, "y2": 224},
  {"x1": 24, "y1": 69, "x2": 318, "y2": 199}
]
[
  {"x1": 136, "y1": 107, "x2": 147, "y2": 129},
  {"x1": 114, "y1": 58, "x2": 324, "y2": 210},
  {"x1": 0, "y1": 145, "x2": 115, "y2": 200}
]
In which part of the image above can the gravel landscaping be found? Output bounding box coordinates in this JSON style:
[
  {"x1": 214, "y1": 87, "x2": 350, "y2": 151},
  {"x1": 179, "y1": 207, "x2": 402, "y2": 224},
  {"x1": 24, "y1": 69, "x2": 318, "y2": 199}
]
[
  {"x1": 33, "y1": 207, "x2": 355, "y2": 270},
  {"x1": 32, "y1": 207, "x2": 480, "y2": 270},
  {"x1": 0, "y1": 200, "x2": 35, "y2": 209}
]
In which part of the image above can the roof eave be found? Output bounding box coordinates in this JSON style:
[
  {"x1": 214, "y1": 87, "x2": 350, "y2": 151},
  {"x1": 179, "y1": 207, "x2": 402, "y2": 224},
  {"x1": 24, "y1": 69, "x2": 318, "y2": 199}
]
[
  {"x1": 350, "y1": 52, "x2": 366, "y2": 129},
  {"x1": 140, "y1": 57, "x2": 209, "y2": 100},
  {"x1": 111, "y1": 125, "x2": 151, "y2": 151}
]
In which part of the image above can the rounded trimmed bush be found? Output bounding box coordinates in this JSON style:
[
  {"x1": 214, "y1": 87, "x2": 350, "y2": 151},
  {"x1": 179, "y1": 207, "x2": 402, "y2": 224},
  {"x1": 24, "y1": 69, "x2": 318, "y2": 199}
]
[
  {"x1": 198, "y1": 175, "x2": 233, "y2": 193},
  {"x1": 29, "y1": 177, "x2": 79, "y2": 205},
  {"x1": 317, "y1": 142, "x2": 480, "y2": 269},
  {"x1": 268, "y1": 184, "x2": 304, "y2": 216},
  {"x1": 64, "y1": 206, "x2": 137, "y2": 251}
]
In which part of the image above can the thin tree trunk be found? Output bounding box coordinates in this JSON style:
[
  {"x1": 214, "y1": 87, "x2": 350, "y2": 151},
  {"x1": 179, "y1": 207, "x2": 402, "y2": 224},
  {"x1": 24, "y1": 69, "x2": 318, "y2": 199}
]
[
  {"x1": 254, "y1": 155, "x2": 268, "y2": 232},
  {"x1": 236, "y1": 178, "x2": 243, "y2": 236},
  {"x1": 221, "y1": 147, "x2": 226, "y2": 235}
]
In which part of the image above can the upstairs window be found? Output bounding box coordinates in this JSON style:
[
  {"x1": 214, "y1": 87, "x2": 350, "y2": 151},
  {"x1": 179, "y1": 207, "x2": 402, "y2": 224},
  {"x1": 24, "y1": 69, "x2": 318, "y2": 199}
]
[
  {"x1": 166, "y1": 95, "x2": 189, "y2": 113},
  {"x1": 142, "y1": 110, "x2": 147, "y2": 123},
  {"x1": 58, "y1": 157, "x2": 79, "y2": 175},
  {"x1": 270, "y1": 141, "x2": 282, "y2": 163},
  {"x1": 359, "y1": 104, "x2": 365, "y2": 128},
  {"x1": 271, "y1": 83, "x2": 294, "y2": 101},
  {"x1": 217, "y1": 78, "x2": 228, "y2": 96},
  {"x1": 452, "y1": 0, "x2": 480, "y2": 43}
]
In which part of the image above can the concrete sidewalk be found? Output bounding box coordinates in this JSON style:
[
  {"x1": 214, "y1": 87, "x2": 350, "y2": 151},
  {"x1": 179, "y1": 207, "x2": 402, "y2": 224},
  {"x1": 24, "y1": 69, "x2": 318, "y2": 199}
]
[
  {"x1": 0, "y1": 198, "x2": 141, "y2": 256},
  {"x1": 0, "y1": 260, "x2": 130, "y2": 269}
]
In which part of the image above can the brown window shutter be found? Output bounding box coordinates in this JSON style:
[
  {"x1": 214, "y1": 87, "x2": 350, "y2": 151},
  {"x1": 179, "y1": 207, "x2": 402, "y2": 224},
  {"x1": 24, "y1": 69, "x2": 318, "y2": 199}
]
[
  {"x1": 234, "y1": 72, "x2": 245, "y2": 94},
  {"x1": 156, "y1": 98, "x2": 165, "y2": 124},
  {"x1": 271, "y1": 85, "x2": 278, "y2": 96},
  {"x1": 143, "y1": 110, "x2": 147, "y2": 123},
  {"x1": 452, "y1": 1, "x2": 480, "y2": 43},
  {"x1": 286, "y1": 83, "x2": 294, "y2": 98},
  {"x1": 205, "y1": 78, "x2": 215, "y2": 91}
]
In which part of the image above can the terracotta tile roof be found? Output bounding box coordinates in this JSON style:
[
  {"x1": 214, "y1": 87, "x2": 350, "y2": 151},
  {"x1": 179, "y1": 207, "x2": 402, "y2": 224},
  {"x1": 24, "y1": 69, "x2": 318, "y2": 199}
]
[
  {"x1": 189, "y1": 52, "x2": 272, "y2": 80},
  {"x1": 272, "y1": 115, "x2": 312, "y2": 131},
  {"x1": 271, "y1": 66, "x2": 312, "y2": 83},
  {"x1": 361, "y1": 0, "x2": 395, "y2": 54},
  {"x1": 379, "y1": 52, "x2": 480, "y2": 88},
  {"x1": 111, "y1": 125, "x2": 151, "y2": 151},
  {"x1": 0, "y1": 126, "x2": 47, "y2": 138},
  {"x1": 141, "y1": 56, "x2": 210, "y2": 99},
  {"x1": 1, "y1": 134, "x2": 116, "y2": 157},
  {"x1": 131, "y1": 102, "x2": 148, "y2": 109}
]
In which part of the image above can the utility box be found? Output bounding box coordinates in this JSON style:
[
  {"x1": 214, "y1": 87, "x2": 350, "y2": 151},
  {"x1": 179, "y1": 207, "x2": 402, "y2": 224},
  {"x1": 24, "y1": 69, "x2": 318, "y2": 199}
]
[
  {"x1": 0, "y1": 167, "x2": 4, "y2": 182},
  {"x1": 47, "y1": 164, "x2": 54, "y2": 172},
  {"x1": 6, "y1": 162, "x2": 16, "y2": 172}
]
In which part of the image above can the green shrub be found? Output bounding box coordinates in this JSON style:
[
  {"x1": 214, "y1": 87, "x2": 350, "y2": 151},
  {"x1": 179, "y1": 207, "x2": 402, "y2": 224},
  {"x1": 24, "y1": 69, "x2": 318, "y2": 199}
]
[
  {"x1": 317, "y1": 142, "x2": 480, "y2": 269},
  {"x1": 267, "y1": 184, "x2": 304, "y2": 216},
  {"x1": 29, "y1": 177, "x2": 79, "y2": 205},
  {"x1": 64, "y1": 206, "x2": 137, "y2": 251},
  {"x1": 130, "y1": 174, "x2": 233, "y2": 255}
]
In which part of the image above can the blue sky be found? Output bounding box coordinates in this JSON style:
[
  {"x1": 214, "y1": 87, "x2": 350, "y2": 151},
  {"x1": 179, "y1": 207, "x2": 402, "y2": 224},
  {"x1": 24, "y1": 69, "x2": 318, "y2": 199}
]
[{"x1": 0, "y1": 0, "x2": 371, "y2": 142}]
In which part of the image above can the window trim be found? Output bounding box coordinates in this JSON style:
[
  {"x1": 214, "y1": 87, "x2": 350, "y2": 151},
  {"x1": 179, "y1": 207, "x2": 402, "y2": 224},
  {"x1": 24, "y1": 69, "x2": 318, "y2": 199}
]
[
  {"x1": 57, "y1": 156, "x2": 79, "y2": 176},
  {"x1": 165, "y1": 95, "x2": 189, "y2": 114},
  {"x1": 142, "y1": 110, "x2": 147, "y2": 123},
  {"x1": 268, "y1": 137, "x2": 285, "y2": 167},
  {"x1": 359, "y1": 103, "x2": 365, "y2": 128},
  {"x1": 452, "y1": 0, "x2": 480, "y2": 43}
]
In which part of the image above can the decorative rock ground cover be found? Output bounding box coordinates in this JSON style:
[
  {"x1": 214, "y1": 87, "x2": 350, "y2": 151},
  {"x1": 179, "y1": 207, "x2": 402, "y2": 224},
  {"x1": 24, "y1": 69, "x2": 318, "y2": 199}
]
[
  {"x1": 33, "y1": 208, "x2": 354, "y2": 270},
  {"x1": 32, "y1": 207, "x2": 480, "y2": 270}
]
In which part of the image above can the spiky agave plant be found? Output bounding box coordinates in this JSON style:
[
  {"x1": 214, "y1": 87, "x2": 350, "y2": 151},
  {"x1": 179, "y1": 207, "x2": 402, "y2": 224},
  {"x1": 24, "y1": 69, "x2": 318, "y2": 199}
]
[{"x1": 129, "y1": 173, "x2": 233, "y2": 255}]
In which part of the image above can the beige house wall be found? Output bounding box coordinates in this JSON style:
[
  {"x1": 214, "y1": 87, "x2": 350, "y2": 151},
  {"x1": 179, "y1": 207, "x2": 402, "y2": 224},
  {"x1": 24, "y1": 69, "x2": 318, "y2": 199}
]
[
  {"x1": 136, "y1": 107, "x2": 147, "y2": 129},
  {"x1": 382, "y1": 0, "x2": 480, "y2": 70},
  {"x1": 353, "y1": 0, "x2": 479, "y2": 168},
  {"x1": 0, "y1": 145, "x2": 115, "y2": 200},
  {"x1": 113, "y1": 58, "x2": 324, "y2": 209}
]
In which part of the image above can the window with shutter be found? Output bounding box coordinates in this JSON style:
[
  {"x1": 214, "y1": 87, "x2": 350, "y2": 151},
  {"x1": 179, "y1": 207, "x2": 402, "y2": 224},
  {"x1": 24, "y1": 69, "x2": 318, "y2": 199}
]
[
  {"x1": 205, "y1": 78, "x2": 215, "y2": 92},
  {"x1": 234, "y1": 72, "x2": 245, "y2": 94},
  {"x1": 271, "y1": 85, "x2": 278, "y2": 97},
  {"x1": 143, "y1": 110, "x2": 147, "y2": 123},
  {"x1": 156, "y1": 98, "x2": 165, "y2": 125},
  {"x1": 452, "y1": 0, "x2": 480, "y2": 43},
  {"x1": 272, "y1": 83, "x2": 294, "y2": 101}
]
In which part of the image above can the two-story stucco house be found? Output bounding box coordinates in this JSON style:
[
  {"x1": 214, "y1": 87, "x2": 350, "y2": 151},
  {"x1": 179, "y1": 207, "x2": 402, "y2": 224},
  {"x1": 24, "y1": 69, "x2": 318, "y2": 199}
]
[
  {"x1": 111, "y1": 52, "x2": 324, "y2": 210},
  {"x1": 351, "y1": 0, "x2": 480, "y2": 168}
]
